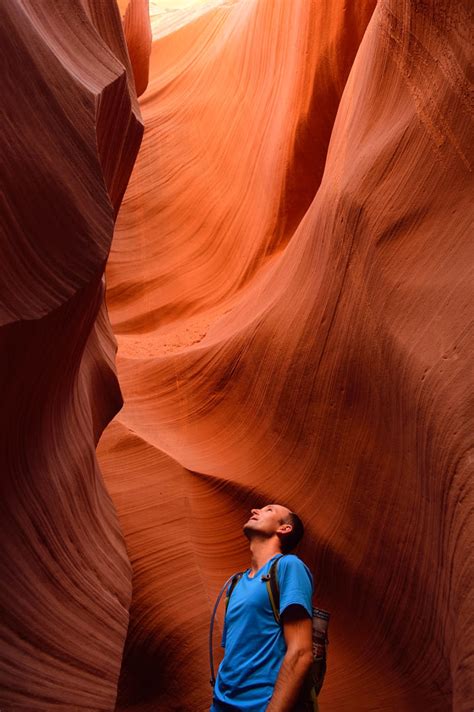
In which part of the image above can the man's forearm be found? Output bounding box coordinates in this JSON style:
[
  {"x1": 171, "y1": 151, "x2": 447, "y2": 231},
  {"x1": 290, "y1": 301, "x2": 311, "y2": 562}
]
[{"x1": 266, "y1": 649, "x2": 312, "y2": 712}]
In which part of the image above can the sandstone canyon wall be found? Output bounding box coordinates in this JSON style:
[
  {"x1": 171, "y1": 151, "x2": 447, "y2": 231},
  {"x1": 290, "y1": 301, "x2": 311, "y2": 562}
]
[
  {"x1": 1, "y1": 0, "x2": 472, "y2": 711},
  {"x1": 1, "y1": 2, "x2": 143, "y2": 709},
  {"x1": 98, "y1": 0, "x2": 473, "y2": 711}
]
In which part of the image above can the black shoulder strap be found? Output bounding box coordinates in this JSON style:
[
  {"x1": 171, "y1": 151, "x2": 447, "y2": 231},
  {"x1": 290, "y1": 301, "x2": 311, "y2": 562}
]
[
  {"x1": 266, "y1": 554, "x2": 285, "y2": 624},
  {"x1": 225, "y1": 572, "x2": 243, "y2": 611}
]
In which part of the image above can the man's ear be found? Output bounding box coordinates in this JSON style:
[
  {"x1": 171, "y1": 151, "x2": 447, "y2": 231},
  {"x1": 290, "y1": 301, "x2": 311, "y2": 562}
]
[{"x1": 277, "y1": 523, "x2": 293, "y2": 535}]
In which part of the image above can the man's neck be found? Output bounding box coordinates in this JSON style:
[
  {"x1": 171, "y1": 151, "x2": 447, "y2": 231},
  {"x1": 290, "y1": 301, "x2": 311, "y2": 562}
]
[{"x1": 248, "y1": 537, "x2": 282, "y2": 576}]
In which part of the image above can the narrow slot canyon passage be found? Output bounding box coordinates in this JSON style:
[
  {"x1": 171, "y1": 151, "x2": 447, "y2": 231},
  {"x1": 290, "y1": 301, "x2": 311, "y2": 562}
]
[
  {"x1": 1, "y1": 1, "x2": 472, "y2": 711},
  {"x1": 98, "y1": 1, "x2": 474, "y2": 710}
]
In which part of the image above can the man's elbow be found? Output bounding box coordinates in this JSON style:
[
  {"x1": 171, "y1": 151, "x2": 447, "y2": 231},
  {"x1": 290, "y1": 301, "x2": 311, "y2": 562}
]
[{"x1": 287, "y1": 647, "x2": 313, "y2": 671}]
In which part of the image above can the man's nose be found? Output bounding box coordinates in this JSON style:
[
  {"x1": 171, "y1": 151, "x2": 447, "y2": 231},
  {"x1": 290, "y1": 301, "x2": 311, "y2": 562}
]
[{"x1": 251, "y1": 508, "x2": 260, "y2": 515}]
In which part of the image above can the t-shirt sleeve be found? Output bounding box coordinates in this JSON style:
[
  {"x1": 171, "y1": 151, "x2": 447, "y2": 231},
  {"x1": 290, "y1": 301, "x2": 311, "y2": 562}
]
[{"x1": 278, "y1": 555, "x2": 313, "y2": 618}]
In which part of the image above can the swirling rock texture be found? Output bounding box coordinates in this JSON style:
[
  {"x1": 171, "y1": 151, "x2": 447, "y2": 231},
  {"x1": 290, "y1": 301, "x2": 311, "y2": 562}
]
[
  {"x1": 1, "y1": 1, "x2": 143, "y2": 709},
  {"x1": 98, "y1": 0, "x2": 474, "y2": 710},
  {"x1": 3, "y1": 0, "x2": 471, "y2": 710}
]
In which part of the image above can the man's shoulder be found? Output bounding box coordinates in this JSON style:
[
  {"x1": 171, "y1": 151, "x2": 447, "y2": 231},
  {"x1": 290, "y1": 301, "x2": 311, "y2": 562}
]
[
  {"x1": 278, "y1": 554, "x2": 312, "y2": 580},
  {"x1": 277, "y1": 554, "x2": 313, "y2": 615},
  {"x1": 278, "y1": 553, "x2": 309, "y2": 569}
]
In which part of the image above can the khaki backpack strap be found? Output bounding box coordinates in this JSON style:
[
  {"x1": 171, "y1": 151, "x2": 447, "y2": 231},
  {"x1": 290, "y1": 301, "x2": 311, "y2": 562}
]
[
  {"x1": 225, "y1": 572, "x2": 243, "y2": 612},
  {"x1": 264, "y1": 554, "x2": 285, "y2": 624}
]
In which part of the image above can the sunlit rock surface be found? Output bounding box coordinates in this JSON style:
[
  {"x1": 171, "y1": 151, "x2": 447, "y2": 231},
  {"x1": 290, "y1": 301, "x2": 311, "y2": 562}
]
[
  {"x1": 98, "y1": 0, "x2": 473, "y2": 710},
  {"x1": 0, "y1": 1, "x2": 143, "y2": 709}
]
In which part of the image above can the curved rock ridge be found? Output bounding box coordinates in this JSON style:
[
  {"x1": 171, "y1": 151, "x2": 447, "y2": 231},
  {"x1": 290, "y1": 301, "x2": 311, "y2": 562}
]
[
  {"x1": 107, "y1": 0, "x2": 376, "y2": 334},
  {"x1": 100, "y1": 0, "x2": 473, "y2": 709},
  {"x1": 121, "y1": 0, "x2": 153, "y2": 97},
  {"x1": 1, "y1": 1, "x2": 143, "y2": 709}
]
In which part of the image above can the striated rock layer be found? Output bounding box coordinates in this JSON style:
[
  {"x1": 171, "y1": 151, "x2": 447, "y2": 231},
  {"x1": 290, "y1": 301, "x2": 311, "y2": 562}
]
[
  {"x1": 120, "y1": 0, "x2": 152, "y2": 98},
  {"x1": 1, "y1": 1, "x2": 143, "y2": 709},
  {"x1": 99, "y1": 0, "x2": 474, "y2": 710}
]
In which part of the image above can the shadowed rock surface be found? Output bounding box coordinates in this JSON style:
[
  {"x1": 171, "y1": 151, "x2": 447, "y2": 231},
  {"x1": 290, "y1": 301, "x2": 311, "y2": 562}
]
[{"x1": 1, "y1": 1, "x2": 143, "y2": 709}]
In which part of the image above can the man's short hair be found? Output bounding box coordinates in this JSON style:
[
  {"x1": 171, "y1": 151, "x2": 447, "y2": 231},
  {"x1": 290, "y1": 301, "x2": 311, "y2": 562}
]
[{"x1": 280, "y1": 511, "x2": 304, "y2": 553}]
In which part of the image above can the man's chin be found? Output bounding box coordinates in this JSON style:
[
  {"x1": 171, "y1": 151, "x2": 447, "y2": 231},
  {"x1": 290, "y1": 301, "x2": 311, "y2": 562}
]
[{"x1": 243, "y1": 522, "x2": 255, "y2": 538}]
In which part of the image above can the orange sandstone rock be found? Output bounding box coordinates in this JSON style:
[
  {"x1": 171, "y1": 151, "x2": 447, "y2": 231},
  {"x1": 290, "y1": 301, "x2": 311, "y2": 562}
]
[
  {"x1": 123, "y1": 0, "x2": 152, "y2": 97},
  {"x1": 100, "y1": 0, "x2": 473, "y2": 710},
  {"x1": 106, "y1": 0, "x2": 376, "y2": 334},
  {"x1": 2, "y1": 0, "x2": 471, "y2": 709}
]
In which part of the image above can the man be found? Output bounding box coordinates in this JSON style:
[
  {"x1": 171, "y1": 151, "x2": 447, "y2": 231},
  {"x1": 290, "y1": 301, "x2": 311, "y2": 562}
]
[{"x1": 211, "y1": 504, "x2": 313, "y2": 712}]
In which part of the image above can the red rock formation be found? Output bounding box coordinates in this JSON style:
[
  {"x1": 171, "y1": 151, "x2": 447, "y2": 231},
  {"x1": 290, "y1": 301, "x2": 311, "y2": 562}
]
[
  {"x1": 107, "y1": 0, "x2": 377, "y2": 334},
  {"x1": 122, "y1": 0, "x2": 152, "y2": 97},
  {"x1": 3, "y1": 0, "x2": 471, "y2": 710},
  {"x1": 0, "y1": 1, "x2": 142, "y2": 709},
  {"x1": 99, "y1": 0, "x2": 473, "y2": 710}
]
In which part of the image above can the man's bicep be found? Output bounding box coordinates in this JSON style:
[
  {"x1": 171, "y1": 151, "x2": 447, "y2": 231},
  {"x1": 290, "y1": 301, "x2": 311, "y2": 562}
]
[
  {"x1": 281, "y1": 604, "x2": 312, "y2": 652},
  {"x1": 279, "y1": 557, "x2": 313, "y2": 618}
]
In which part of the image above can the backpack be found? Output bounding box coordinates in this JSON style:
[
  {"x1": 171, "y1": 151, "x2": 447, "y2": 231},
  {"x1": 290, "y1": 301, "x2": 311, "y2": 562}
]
[{"x1": 209, "y1": 554, "x2": 330, "y2": 707}]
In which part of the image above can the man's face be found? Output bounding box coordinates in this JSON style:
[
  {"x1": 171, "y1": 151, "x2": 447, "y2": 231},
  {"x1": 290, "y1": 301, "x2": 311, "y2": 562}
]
[{"x1": 243, "y1": 503, "x2": 292, "y2": 538}]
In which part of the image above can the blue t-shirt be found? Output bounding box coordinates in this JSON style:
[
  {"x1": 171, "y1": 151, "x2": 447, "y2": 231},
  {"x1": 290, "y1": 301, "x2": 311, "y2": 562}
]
[{"x1": 211, "y1": 554, "x2": 313, "y2": 712}]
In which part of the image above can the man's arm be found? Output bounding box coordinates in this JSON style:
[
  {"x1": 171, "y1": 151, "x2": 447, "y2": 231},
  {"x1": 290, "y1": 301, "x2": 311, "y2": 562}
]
[{"x1": 266, "y1": 605, "x2": 313, "y2": 712}]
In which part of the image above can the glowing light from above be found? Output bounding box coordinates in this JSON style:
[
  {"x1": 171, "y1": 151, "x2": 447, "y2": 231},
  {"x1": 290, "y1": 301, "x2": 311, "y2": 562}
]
[
  {"x1": 150, "y1": 0, "x2": 219, "y2": 9},
  {"x1": 149, "y1": 0, "x2": 233, "y2": 40}
]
